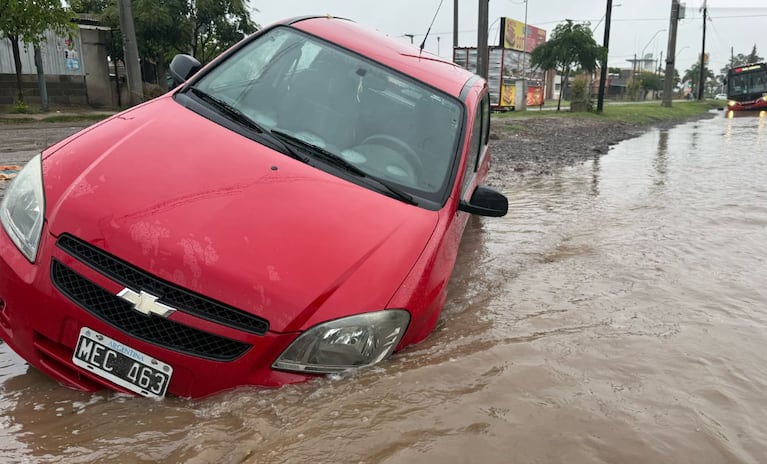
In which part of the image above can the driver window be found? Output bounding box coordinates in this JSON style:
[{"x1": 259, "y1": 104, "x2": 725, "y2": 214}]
[{"x1": 461, "y1": 93, "x2": 489, "y2": 196}]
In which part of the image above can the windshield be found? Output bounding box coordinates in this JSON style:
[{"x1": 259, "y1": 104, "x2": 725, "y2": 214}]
[
  {"x1": 188, "y1": 26, "x2": 463, "y2": 202},
  {"x1": 728, "y1": 67, "x2": 767, "y2": 98}
]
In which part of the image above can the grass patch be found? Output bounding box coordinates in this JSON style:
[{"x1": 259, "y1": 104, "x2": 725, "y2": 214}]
[
  {"x1": 0, "y1": 113, "x2": 112, "y2": 124},
  {"x1": 495, "y1": 100, "x2": 720, "y2": 125},
  {"x1": 504, "y1": 123, "x2": 527, "y2": 134},
  {"x1": 39, "y1": 114, "x2": 111, "y2": 123}
]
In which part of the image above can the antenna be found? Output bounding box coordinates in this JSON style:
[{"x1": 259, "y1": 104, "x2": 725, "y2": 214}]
[{"x1": 420, "y1": 0, "x2": 446, "y2": 53}]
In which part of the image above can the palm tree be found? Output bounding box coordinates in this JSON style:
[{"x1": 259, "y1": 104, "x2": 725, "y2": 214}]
[{"x1": 682, "y1": 62, "x2": 715, "y2": 97}]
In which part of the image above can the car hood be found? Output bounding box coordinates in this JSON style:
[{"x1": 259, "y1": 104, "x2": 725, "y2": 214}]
[{"x1": 43, "y1": 97, "x2": 438, "y2": 332}]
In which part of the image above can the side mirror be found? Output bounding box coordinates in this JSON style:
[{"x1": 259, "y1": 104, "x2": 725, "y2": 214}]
[
  {"x1": 458, "y1": 185, "x2": 508, "y2": 217},
  {"x1": 169, "y1": 54, "x2": 202, "y2": 88}
]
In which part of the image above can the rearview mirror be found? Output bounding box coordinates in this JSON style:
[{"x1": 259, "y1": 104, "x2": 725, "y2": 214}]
[
  {"x1": 458, "y1": 185, "x2": 508, "y2": 217},
  {"x1": 169, "y1": 54, "x2": 202, "y2": 88}
]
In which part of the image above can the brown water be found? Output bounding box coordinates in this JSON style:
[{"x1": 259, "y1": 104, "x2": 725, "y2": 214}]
[{"x1": 1, "y1": 112, "x2": 767, "y2": 463}]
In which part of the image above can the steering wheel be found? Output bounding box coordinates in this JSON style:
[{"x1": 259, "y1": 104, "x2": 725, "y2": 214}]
[{"x1": 360, "y1": 134, "x2": 423, "y2": 180}]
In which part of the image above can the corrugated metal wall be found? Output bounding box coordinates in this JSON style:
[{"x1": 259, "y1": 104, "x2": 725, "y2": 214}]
[{"x1": 0, "y1": 29, "x2": 85, "y2": 76}]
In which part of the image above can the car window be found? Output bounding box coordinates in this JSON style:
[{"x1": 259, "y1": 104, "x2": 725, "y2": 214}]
[
  {"x1": 461, "y1": 93, "x2": 489, "y2": 197},
  {"x1": 200, "y1": 28, "x2": 296, "y2": 89},
  {"x1": 188, "y1": 26, "x2": 463, "y2": 205}
]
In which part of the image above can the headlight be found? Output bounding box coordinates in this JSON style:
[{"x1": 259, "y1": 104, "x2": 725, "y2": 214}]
[
  {"x1": 0, "y1": 154, "x2": 45, "y2": 262},
  {"x1": 728, "y1": 100, "x2": 737, "y2": 107},
  {"x1": 273, "y1": 310, "x2": 410, "y2": 374}
]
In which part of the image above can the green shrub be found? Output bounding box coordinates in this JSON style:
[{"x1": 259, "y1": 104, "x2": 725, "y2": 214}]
[
  {"x1": 570, "y1": 75, "x2": 590, "y2": 103},
  {"x1": 12, "y1": 99, "x2": 28, "y2": 114}
]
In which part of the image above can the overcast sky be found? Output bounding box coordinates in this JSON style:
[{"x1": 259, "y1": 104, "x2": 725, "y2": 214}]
[{"x1": 254, "y1": 1, "x2": 766, "y2": 77}]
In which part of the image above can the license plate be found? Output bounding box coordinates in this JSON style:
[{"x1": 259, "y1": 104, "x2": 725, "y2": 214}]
[{"x1": 72, "y1": 327, "x2": 173, "y2": 398}]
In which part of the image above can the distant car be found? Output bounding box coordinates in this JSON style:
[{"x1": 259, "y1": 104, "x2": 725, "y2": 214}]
[
  {"x1": 714, "y1": 93, "x2": 728, "y2": 100},
  {"x1": 0, "y1": 16, "x2": 507, "y2": 398}
]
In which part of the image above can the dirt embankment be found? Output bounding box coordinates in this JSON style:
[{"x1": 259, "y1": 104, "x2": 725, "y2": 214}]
[{"x1": 486, "y1": 113, "x2": 716, "y2": 185}]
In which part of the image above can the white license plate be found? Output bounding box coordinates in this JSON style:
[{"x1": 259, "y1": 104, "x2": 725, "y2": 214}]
[{"x1": 72, "y1": 327, "x2": 173, "y2": 398}]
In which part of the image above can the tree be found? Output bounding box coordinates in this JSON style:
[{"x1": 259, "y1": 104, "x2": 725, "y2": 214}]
[
  {"x1": 133, "y1": 0, "x2": 189, "y2": 88},
  {"x1": 720, "y1": 44, "x2": 764, "y2": 75},
  {"x1": 189, "y1": 0, "x2": 257, "y2": 63},
  {"x1": 70, "y1": 0, "x2": 257, "y2": 86},
  {"x1": 683, "y1": 62, "x2": 715, "y2": 97},
  {"x1": 530, "y1": 20, "x2": 605, "y2": 111},
  {"x1": 638, "y1": 71, "x2": 662, "y2": 99},
  {"x1": 0, "y1": 0, "x2": 76, "y2": 104},
  {"x1": 746, "y1": 44, "x2": 763, "y2": 64}
]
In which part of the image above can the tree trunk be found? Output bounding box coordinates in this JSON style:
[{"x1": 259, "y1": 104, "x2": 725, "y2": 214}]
[
  {"x1": 157, "y1": 53, "x2": 168, "y2": 91},
  {"x1": 10, "y1": 35, "x2": 23, "y2": 104},
  {"x1": 33, "y1": 45, "x2": 49, "y2": 112},
  {"x1": 557, "y1": 66, "x2": 570, "y2": 112}
]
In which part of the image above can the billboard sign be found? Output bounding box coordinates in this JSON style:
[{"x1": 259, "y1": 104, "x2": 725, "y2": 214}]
[{"x1": 499, "y1": 17, "x2": 546, "y2": 53}]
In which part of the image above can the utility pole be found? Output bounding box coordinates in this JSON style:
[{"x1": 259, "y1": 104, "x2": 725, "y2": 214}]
[
  {"x1": 632, "y1": 53, "x2": 636, "y2": 79},
  {"x1": 697, "y1": 0, "x2": 707, "y2": 100},
  {"x1": 596, "y1": 0, "x2": 613, "y2": 113},
  {"x1": 453, "y1": 0, "x2": 459, "y2": 48},
  {"x1": 662, "y1": 0, "x2": 680, "y2": 107},
  {"x1": 404, "y1": 34, "x2": 414, "y2": 44},
  {"x1": 658, "y1": 51, "x2": 663, "y2": 76},
  {"x1": 477, "y1": 0, "x2": 489, "y2": 79},
  {"x1": 117, "y1": 0, "x2": 143, "y2": 106}
]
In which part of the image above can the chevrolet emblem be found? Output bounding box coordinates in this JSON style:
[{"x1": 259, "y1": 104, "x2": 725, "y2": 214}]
[{"x1": 117, "y1": 288, "x2": 177, "y2": 318}]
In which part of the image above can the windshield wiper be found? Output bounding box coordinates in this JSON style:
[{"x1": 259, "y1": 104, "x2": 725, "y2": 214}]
[
  {"x1": 270, "y1": 130, "x2": 417, "y2": 205},
  {"x1": 188, "y1": 87, "x2": 309, "y2": 164},
  {"x1": 188, "y1": 86, "x2": 265, "y2": 134}
]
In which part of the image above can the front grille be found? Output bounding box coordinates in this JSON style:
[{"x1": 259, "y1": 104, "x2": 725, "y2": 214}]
[
  {"x1": 51, "y1": 260, "x2": 251, "y2": 361},
  {"x1": 56, "y1": 234, "x2": 268, "y2": 335}
]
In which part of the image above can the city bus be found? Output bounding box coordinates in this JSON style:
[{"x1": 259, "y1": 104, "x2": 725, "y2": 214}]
[{"x1": 725, "y1": 62, "x2": 767, "y2": 111}]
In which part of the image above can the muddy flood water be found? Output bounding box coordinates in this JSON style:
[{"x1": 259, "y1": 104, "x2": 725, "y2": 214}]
[{"x1": 1, "y1": 112, "x2": 766, "y2": 463}]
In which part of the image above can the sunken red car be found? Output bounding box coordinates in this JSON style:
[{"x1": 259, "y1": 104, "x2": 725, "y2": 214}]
[{"x1": 0, "y1": 16, "x2": 506, "y2": 398}]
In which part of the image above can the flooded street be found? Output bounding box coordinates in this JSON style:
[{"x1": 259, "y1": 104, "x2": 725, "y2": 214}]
[{"x1": 1, "y1": 112, "x2": 767, "y2": 463}]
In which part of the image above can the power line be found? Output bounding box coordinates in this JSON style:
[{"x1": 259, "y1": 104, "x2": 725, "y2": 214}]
[{"x1": 412, "y1": 13, "x2": 767, "y2": 37}]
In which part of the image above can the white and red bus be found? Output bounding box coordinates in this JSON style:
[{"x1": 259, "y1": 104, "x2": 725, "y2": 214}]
[{"x1": 725, "y1": 62, "x2": 767, "y2": 111}]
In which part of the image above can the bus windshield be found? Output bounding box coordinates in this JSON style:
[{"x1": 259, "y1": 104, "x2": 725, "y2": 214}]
[{"x1": 728, "y1": 63, "x2": 767, "y2": 98}]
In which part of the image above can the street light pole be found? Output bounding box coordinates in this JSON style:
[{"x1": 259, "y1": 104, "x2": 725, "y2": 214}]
[
  {"x1": 596, "y1": 0, "x2": 613, "y2": 113},
  {"x1": 640, "y1": 29, "x2": 667, "y2": 67},
  {"x1": 521, "y1": 0, "x2": 528, "y2": 78}
]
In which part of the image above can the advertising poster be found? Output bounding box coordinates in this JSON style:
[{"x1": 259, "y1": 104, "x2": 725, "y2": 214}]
[
  {"x1": 500, "y1": 83, "x2": 516, "y2": 108},
  {"x1": 527, "y1": 85, "x2": 544, "y2": 106},
  {"x1": 500, "y1": 18, "x2": 547, "y2": 53}
]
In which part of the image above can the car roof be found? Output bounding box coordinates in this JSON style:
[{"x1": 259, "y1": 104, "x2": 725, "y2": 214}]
[{"x1": 289, "y1": 16, "x2": 478, "y2": 99}]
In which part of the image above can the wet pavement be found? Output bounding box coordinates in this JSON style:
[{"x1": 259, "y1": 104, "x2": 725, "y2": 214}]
[{"x1": 1, "y1": 112, "x2": 766, "y2": 463}]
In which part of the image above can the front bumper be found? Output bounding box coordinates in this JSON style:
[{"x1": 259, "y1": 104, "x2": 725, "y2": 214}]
[
  {"x1": 0, "y1": 226, "x2": 310, "y2": 398},
  {"x1": 728, "y1": 98, "x2": 767, "y2": 111}
]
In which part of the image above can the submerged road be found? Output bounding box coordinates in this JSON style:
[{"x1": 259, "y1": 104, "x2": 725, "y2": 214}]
[{"x1": 1, "y1": 112, "x2": 766, "y2": 463}]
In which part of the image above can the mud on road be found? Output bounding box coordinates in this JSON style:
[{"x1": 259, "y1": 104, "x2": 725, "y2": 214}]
[
  {"x1": 0, "y1": 113, "x2": 715, "y2": 193},
  {"x1": 0, "y1": 122, "x2": 94, "y2": 195}
]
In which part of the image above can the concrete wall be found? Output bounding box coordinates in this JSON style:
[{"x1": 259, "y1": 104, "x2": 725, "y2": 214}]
[
  {"x1": 0, "y1": 25, "x2": 112, "y2": 107},
  {"x1": 0, "y1": 30, "x2": 85, "y2": 76},
  {"x1": 0, "y1": 74, "x2": 87, "y2": 105},
  {"x1": 79, "y1": 27, "x2": 111, "y2": 107}
]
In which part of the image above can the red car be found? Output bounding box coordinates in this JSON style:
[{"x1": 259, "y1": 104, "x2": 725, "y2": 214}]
[{"x1": 0, "y1": 16, "x2": 506, "y2": 398}]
